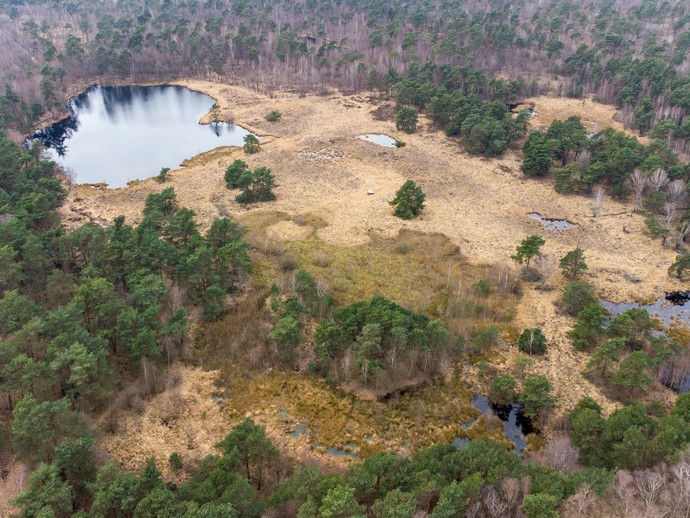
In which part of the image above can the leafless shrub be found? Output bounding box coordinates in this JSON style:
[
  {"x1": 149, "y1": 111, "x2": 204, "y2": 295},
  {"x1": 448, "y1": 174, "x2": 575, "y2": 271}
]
[
  {"x1": 311, "y1": 252, "x2": 332, "y2": 267},
  {"x1": 159, "y1": 389, "x2": 183, "y2": 427},
  {"x1": 167, "y1": 370, "x2": 182, "y2": 389},
  {"x1": 279, "y1": 253, "x2": 299, "y2": 272},
  {"x1": 248, "y1": 344, "x2": 266, "y2": 368},
  {"x1": 564, "y1": 484, "x2": 598, "y2": 517},
  {"x1": 591, "y1": 186, "x2": 606, "y2": 217},
  {"x1": 104, "y1": 413, "x2": 119, "y2": 434},
  {"x1": 609, "y1": 470, "x2": 636, "y2": 518},
  {"x1": 488, "y1": 263, "x2": 521, "y2": 295},
  {"x1": 628, "y1": 169, "x2": 648, "y2": 212},
  {"x1": 666, "y1": 179, "x2": 687, "y2": 205},
  {"x1": 483, "y1": 486, "x2": 509, "y2": 518},
  {"x1": 634, "y1": 468, "x2": 666, "y2": 513},
  {"x1": 533, "y1": 254, "x2": 557, "y2": 291},
  {"x1": 59, "y1": 165, "x2": 76, "y2": 187},
  {"x1": 537, "y1": 434, "x2": 579, "y2": 473},
  {"x1": 466, "y1": 501, "x2": 483, "y2": 518},
  {"x1": 128, "y1": 394, "x2": 146, "y2": 415}
]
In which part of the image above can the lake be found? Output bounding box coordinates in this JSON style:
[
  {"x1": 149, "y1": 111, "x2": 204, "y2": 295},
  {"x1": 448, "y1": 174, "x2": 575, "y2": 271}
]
[{"x1": 32, "y1": 85, "x2": 252, "y2": 188}]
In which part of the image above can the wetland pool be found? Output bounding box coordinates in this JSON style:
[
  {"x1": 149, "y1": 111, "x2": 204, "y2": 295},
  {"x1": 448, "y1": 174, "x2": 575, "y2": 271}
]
[{"x1": 32, "y1": 85, "x2": 252, "y2": 188}]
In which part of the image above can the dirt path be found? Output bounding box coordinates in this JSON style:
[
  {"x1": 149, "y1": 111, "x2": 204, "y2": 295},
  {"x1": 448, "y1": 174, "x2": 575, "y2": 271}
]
[{"x1": 61, "y1": 81, "x2": 687, "y2": 417}]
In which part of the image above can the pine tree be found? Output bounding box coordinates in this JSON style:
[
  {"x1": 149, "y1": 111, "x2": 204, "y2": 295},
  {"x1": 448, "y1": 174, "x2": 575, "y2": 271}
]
[
  {"x1": 389, "y1": 180, "x2": 425, "y2": 219},
  {"x1": 521, "y1": 132, "x2": 552, "y2": 176}
]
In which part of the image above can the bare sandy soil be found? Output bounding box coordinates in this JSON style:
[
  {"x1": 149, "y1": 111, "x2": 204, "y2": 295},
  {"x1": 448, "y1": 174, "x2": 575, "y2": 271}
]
[{"x1": 60, "y1": 81, "x2": 687, "y2": 450}]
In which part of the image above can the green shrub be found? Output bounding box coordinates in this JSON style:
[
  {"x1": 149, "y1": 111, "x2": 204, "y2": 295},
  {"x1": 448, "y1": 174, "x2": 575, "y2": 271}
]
[
  {"x1": 265, "y1": 110, "x2": 282, "y2": 122},
  {"x1": 156, "y1": 167, "x2": 170, "y2": 183},
  {"x1": 518, "y1": 328, "x2": 547, "y2": 355},
  {"x1": 559, "y1": 280, "x2": 597, "y2": 316},
  {"x1": 489, "y1": 374, "x2": 517, "y2": 405},
  {"x1": 473, "y1": 280, "x2": 491, "y2": 296}
]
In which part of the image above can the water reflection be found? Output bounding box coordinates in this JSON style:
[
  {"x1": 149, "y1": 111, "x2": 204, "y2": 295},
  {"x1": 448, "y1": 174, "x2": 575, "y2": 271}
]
[
  {"x1": 455, "y1": 395, "x2": 533, "y2": 453},
  {"x1": 32, "y1": 85, "x2": 252, "y2": 188}
]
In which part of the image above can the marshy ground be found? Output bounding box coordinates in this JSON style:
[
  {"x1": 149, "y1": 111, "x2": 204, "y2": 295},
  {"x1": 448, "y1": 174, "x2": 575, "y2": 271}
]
[{"x1": 58, "y1": 81, "x2": 687, "y2": 473}]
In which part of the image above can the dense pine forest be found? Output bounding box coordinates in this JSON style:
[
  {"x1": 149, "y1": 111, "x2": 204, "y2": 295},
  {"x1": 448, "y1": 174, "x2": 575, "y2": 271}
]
[
  {"x1": 0, "y1": 0, "x2": 690, "y2": 516},
  {"x1": 0, "y1": 1, "x2": 688, "y2": 133}
]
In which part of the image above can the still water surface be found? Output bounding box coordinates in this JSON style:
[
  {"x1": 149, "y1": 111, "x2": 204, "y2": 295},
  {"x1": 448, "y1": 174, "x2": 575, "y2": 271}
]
[{"x1": 33, "y1": 85, "x2": 251, "y2": 188}]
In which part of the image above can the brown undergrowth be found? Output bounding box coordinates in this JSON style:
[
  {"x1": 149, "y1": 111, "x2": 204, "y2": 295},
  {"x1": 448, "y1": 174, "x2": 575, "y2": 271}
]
[
  {"x1": 187, "y1": 219, "x2": 523, "y2": 463},
  {"x1": 68, "y1": 81, "x2": 687, "y2": 472}
]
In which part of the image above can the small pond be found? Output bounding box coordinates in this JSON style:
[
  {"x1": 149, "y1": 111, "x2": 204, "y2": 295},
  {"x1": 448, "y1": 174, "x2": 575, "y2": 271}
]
[
  {"x1": 601, "y1": 294, "x2": 690, "y2": 393},
  {"x1": 286, "y1": 422, "x2": 309, "y2": 439},
  {"x1": 357, "y1": 134, "x2": 398, "y2": 148},
  {"x1": 32, "y1": 85, "x2": 252, "y2": 188},
  {"x1": 455, "y1": 395, "x2": 533, "y2": 453},
  {"x1": 325, "y1": 444, "x2": 359, "y2": 459},
  {"x1": 600, "y1": 294, "x2": 690, "y2": 329},
  {"x1": 528, "y1": 212, "x2": 577, "y2": 231}
]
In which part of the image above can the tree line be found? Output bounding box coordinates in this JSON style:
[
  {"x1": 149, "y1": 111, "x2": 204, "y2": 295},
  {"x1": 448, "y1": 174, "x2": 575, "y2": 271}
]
[
  {"x1": 10, "y1": 406, "x2": 690, "y2": 517},
  {"x1": 0, "y1": 130, "x2": 252, "y2": 481},
  {"x1": 0, "y1": 0, "x2": 689, "y2": 138}
]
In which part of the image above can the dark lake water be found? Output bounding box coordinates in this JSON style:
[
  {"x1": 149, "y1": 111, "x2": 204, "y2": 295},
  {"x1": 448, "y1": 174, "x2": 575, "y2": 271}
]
[
  {"x1": 600, "y1": 296, "x2": 689, "y2": 329},
  {"x1": 455, "y1": 395, "x2": 533, "y2": 453},
  {"x1": 32, "y1": 85, "x2": 252, "y2": 188}
]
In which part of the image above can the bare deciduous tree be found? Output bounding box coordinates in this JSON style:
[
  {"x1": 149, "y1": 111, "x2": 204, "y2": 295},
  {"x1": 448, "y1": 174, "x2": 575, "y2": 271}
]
[
  {"x1": 628, "y1": 168, "x2": 648, "y2": 212},
  {"x1": 677, "y1": 220, "x2": 690, "y2": 250},
  {"x1": 576, "y1": 148, "x2": 592, "y2": 167},
  {"x1": 537, "y1": 434, "x2": 579, "y2": 473},
  {"x1": 483, "y1": 486, "x2": 509, "y2": 518},
  {"x1": 533, "y1": 254, "x2": 557, "y2": 291},
  {"x1": 673, "y1": 454, "x2": 690, "y2": 518},
  {"x1": 649, "y1": 168, "x2": 670, "y2": 192},
  {"x1": 591, "y1": 186, "x2": 606, "y2": 217},
  {"x1": 564, "y1": 484, "x2": 597, "y2": 517},
  {"x1": 663, "y1": 201, "x2": 677, "y2": 229},
  {"x1": 609, "y1": 470, "x2": 636, "y2": 518},
  {"x1": 500, "y1": 477, "x2": 524, "y2": 512},
  {"x1": 666, "y1": 179, "x2": 687, "y2": 205},
  {"x1": 634, "y1": 468, "x2": 666, "y2": 515}
]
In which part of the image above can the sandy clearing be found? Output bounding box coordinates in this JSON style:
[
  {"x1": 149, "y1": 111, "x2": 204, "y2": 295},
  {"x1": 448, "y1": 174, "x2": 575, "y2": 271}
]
[
  {"x1": 61, "y1": 81, "x2": 687, "y2": 418},
  {"x1": 522, "y1": 95, "x2": 648, "y2": 144}
]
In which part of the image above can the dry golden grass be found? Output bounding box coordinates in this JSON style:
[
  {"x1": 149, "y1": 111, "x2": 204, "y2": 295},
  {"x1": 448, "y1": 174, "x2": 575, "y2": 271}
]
[
  {"x1": 61, "y1": 80, "x2": 685, "y2": 422},
  {"x1": 96, "y1": 367, "x2": 229, "y2": 481},
  {"x1": 522, "y1": 96, "x2": 629, "y2": 135}
]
